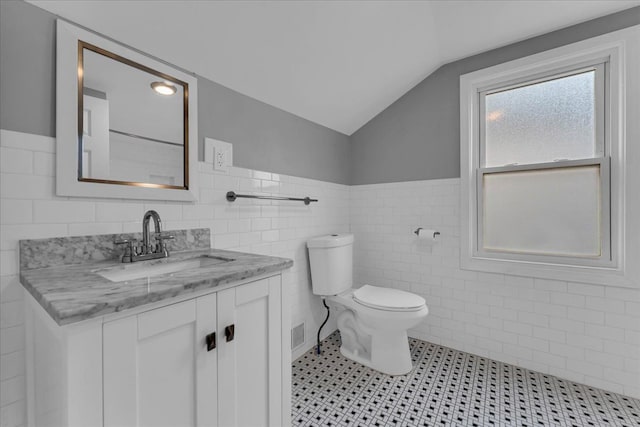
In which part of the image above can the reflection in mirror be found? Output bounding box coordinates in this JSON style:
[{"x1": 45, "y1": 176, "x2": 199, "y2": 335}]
[{"x1": 78, "y1": 42, "x2": 188, "y2": 188}]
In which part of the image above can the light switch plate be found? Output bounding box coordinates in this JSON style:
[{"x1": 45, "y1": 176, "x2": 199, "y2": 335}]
[{"x1": 204, "y1": 137, "x2": 233, "y2": 173}]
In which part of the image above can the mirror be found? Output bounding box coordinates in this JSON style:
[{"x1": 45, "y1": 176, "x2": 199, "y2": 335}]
[
  {"x1": 56, "y1": 20, "x2": 198, "y2": 201},
  {"x1": 80, "y1": 43, "x2": 187, "y2": 187}
]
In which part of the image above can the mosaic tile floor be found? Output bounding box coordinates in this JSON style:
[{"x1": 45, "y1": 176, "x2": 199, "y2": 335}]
[{"x1": 292, "y1": 332, "x2": 640, "y2": 427}]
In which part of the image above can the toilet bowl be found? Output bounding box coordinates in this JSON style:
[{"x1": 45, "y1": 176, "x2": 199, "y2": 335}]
[
  {"x1": 307, "y1": 234, "x2": 429, "y2": 375},
  {"x1": 329, "y1": 285, "x2": 428, "y2": 375}
]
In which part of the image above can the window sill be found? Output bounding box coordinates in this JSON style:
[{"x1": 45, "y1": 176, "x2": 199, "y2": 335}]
[{"x1": 461, "y1": 254, "x2": 634, "y2": 288}]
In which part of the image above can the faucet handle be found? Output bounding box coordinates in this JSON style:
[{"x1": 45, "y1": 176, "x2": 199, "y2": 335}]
[
  {"x1": 154, "y1": 233, "x2": 174, "y2": 256},
  {"x1": 155, "y1": 233, "x2": 175, "y2": 241},
  {"x1": 115, "y1": 239, "x2": 136, "y2": 263}
]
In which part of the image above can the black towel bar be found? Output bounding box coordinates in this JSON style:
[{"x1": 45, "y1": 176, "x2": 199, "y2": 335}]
[{"x1": 226, "y1": 191, "x2": 318, "y2": 205}]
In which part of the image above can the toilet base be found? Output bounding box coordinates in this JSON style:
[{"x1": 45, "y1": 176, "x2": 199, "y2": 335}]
[
  {"x1": 336, "y1": 308, "x2": 415, "y2": 376},
  {"x1": 339, "y1": 330, "x2": 413, "y2": 376}
]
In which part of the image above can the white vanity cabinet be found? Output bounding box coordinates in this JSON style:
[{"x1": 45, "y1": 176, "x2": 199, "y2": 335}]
[
  {"x1": 25, "y1": 274, "x2": 290, "y2": 427},
  {"x1": 102, "y1": 294, "x2": 218, "y2": 427},
  {"x1": 103, "y1": 275, "x2": 284, "y2": 427}
]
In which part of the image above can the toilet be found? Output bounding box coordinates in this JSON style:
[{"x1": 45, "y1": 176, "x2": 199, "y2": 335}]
[{"x1": 307, "y1": 234, "x2": 428, "y2": 375}]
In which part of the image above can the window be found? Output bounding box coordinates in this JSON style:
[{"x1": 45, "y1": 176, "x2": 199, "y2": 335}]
[
  {"x1": 479, "y1": 65, "x2": 609, "y2": 265},
  {"x1": 460, "y1": 27, "x2": 639, "y2": 286}
]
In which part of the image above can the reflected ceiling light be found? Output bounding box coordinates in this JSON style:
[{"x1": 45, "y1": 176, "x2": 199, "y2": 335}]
[
  {"x1": 486, "y1": 110, "x2": 504, "y2": 122},
  {"x1": 150, "y1": 81, "x2": 177, "y2": 95}
]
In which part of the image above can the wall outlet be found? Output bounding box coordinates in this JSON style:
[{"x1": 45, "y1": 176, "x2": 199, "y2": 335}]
[
  {"x1": 215, "y1": 150, "x2": 226, "y2": 170},
  {"x1": 204, "y1": 137, "x2": 233, "y2": 173},
  {"x1": 291, "y1": 323, "x2": 305, "y2": 349}
]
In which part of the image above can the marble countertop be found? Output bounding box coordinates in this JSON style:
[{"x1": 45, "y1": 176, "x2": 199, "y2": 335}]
[{"x1": 20, "y1": 248, "x2": 293, "y2": 326}]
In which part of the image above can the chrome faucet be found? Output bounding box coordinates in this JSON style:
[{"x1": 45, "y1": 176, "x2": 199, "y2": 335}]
[
  {"x1": 142, "y1": 210, "x2": 162, "y2": 253},
  {"x1": 115, "y1": 210, "x2": 175, "y2": 263}
]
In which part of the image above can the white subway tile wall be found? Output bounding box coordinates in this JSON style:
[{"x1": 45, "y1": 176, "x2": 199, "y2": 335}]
[
  {"x1": 350, "y1": 178, "x2": 640, "y2": 399},
  {"x1": 0, "y1": 130, "x2": 348, "y2": 426}
]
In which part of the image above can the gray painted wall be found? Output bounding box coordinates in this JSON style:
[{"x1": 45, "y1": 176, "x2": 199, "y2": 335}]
[
  {"x1": 0, "y1": 0, "x2": 56, "y2": 138},
  {"x1": 198, "y1": 78, "x2": 350, "y2": 184},
  {"x1": 0, "y1": 0, "x2": 350, "y2": 184},
  {"x1": 3, "y1": 1, "x2": 638, "y2": 186},
  {"x1": 350, "y1": 6, "x2": 640, "y2": 185}
]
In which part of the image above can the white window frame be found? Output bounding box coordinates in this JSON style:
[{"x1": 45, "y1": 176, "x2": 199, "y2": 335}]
[
  {"x1": 478, "y1": 63, "x2": 610, "y2": 266},
  {"x1": 460, "y1": 26, "x2": 640, "y2": 287}
]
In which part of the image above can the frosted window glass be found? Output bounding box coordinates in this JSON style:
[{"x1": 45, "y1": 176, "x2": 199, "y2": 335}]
[
  {"x1": 483, "y1": 165, "x2": 600, "y2": 257},
  {"x1": 484, "y1": 71, "x2": 595, "y2": 167}
]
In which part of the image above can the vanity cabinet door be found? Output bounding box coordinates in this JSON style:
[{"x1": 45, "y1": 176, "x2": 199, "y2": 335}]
[
  {"x1": 217, "y1": 276, "x2": 283, "y2": 427},
  {"x1": 103, "y1": 294, "x2": 218, "y2": 427}
]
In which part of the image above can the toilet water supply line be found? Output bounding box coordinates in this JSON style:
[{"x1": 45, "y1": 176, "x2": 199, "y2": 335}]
[{"x1": 316, "y1": 298, "x2": 331, "y2": 355}]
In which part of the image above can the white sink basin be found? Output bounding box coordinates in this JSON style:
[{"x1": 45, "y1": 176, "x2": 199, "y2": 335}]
[{"x1": 95, "y1": 255, "x2": 234, "y2": 282}]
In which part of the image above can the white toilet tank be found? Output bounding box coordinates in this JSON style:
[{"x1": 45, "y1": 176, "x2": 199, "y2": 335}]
[{"x1": 307, "y1": 234, "x2": 354, "y2": 296}]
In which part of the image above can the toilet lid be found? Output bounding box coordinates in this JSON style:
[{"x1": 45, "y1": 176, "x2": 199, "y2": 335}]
[{"x1": 353, "y1": 285, "x2": 425, "y2": 312}]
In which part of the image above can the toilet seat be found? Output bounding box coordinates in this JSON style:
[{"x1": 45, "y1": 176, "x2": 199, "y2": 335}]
[{"x1": 353, "y1": 285, "x2": 425, "y2": 312}]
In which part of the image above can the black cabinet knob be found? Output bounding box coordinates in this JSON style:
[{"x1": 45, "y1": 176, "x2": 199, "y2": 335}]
[
  {"x1": 225, "y1": 324, "x2": 235, "y2": 342},
  {"x1": 205, "y1": 332, "x2": 216, "y2": 351}
]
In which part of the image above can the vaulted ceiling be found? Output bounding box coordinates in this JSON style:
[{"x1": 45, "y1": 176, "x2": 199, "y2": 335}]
[{"x1": 29, "y1": 1, "x2": 639, "y2": 135}]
